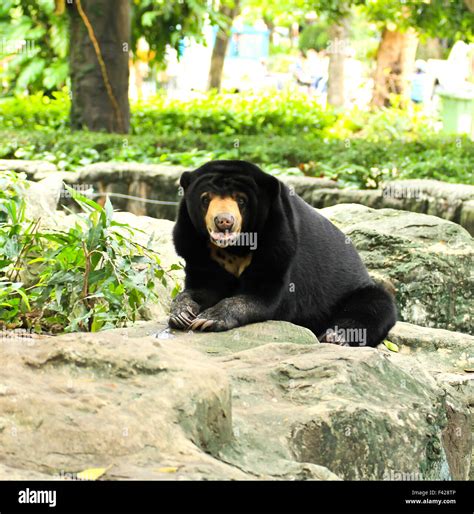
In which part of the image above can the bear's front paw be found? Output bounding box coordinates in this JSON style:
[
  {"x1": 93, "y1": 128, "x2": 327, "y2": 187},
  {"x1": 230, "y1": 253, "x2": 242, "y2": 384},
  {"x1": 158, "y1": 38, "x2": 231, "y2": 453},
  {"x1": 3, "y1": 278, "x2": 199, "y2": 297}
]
[
  {"x1": 188, "y1": 306, "x2": 238, "y2": 332},
  {"x1": 169, "y1": 295, "x2": 200, "y2": 330}
]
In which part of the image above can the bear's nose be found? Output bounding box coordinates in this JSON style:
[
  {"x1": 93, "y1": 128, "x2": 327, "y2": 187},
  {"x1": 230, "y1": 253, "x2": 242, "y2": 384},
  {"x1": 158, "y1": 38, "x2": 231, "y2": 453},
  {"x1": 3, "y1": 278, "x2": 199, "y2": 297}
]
[{"x1": 214, "y1": 213, "x2": 234, "y2": 232}]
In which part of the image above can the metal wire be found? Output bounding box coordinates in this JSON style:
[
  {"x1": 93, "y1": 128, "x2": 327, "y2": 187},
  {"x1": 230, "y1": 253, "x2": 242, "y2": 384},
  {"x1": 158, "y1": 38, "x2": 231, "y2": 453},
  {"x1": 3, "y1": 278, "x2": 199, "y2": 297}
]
[{"x1": 91, "y1": 191, "x2": 179, "y2": 206}]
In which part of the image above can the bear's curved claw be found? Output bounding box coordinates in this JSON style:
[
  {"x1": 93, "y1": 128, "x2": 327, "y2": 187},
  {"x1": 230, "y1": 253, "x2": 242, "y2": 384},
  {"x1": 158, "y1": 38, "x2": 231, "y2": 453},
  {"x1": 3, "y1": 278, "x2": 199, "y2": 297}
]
[
  {"x1": 170, "y1": 316, "x2": 184, "y2": 329},
  {"x1": 170, "y1": 310, "x2": 196, "y2": 330},
  {"x1": 189, "y1": 318, "x2": 215, "y2": 331},
  {"x1": 200, "y1": 319, "x2": 215, "y2": 330},
  {"x1": 186, "y1": 306, "x2": 197, "y2": 318},
  {"x1": 177, "y1": 313, "x2": 191, "y2": 326}
]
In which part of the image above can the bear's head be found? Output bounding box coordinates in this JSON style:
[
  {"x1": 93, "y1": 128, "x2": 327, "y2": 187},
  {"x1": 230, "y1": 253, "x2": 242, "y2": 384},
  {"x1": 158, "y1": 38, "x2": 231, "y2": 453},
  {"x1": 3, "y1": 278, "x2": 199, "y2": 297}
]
[{"x1": 179, "y1": 160, "x2": 280, "y2": 250}]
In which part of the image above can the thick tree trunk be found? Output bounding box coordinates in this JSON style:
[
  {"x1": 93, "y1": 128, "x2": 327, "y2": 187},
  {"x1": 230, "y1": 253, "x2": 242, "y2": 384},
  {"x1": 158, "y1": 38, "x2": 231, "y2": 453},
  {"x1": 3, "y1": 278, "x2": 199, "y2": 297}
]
[
  {"x1": 327, "y1": 22, "x2": 347, "y2": 108},
  {"x1": 372, "y1": 27, "x2": 418, "y2": 108},
  {"x1": 208, "y1": 1, "x2": 240, "y2": 91},
  {"x1": 68, "y1": 0, "x2": 130, "y2": 133}
]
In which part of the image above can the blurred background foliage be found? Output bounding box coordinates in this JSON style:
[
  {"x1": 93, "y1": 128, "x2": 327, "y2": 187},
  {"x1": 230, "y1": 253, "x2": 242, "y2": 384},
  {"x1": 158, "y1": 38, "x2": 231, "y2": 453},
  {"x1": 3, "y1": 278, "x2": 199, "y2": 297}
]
[
  {"x1": 0, "y1": 0, "x2": 69, "y2": 94},
  {"x1": 0, "y1": 0, "x2": 221, "y2": 94},
  {"x1": 1, "y1": 89, "x2": 472, "y2": 188},
  {"x1": 0, "y1": 0, "x2": 473, "y2": 188}
]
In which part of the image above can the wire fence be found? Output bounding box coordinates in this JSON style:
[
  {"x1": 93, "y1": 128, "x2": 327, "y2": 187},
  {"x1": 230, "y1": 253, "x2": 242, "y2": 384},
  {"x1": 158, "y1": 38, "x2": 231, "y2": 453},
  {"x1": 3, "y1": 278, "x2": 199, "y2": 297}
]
[
  {"x1": 92, "y1": 191, "x2": 179, "y2": 206},
  {"x1": 65, "y1": 189, "x2": 180, "y2": 206}
]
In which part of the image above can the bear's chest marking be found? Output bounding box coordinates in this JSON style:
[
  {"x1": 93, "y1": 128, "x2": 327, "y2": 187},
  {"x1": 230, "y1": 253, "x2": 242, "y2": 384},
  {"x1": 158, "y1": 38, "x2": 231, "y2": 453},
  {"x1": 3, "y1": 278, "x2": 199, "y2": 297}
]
[{"x1": 209, "y1": 245, "x2": 252, "y2": 277}]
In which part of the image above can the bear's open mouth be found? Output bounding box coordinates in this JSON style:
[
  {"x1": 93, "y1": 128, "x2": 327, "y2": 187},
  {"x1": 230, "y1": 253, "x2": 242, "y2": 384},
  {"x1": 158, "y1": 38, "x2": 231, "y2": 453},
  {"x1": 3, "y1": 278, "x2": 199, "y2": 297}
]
[{"x1": 209, "y1": 229, "x2": 240, "y2": 247}]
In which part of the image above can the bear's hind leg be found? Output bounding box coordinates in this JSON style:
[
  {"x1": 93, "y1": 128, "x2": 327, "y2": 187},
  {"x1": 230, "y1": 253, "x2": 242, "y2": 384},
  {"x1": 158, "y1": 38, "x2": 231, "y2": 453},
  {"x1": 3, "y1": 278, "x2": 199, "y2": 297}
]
[{"x1": 319, "y1": 283, "x2": 397, "y2": 347}]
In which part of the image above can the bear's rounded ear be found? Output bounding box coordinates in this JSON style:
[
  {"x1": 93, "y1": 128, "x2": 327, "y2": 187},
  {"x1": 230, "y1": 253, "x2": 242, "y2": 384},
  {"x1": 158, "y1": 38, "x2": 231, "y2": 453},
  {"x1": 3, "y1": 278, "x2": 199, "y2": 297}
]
[{"x1": 180, "y1": 171, "x2": 193, "y2": 190}]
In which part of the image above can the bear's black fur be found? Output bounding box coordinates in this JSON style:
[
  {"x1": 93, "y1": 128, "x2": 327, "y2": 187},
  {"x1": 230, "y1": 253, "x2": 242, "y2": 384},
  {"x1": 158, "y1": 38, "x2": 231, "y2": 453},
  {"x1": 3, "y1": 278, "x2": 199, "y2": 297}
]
[{"x1": 169, "y1": 160, "x2": 397, "y2": 347}]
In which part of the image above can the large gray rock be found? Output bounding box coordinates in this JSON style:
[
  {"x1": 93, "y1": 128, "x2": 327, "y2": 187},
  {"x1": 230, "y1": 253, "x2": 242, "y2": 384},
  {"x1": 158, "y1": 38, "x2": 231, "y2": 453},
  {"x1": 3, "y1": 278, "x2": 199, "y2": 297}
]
[
  {"x1": 384, "y1": 322, "x2": 474, "y2": 481},
  {"x1": 22, "y1": 174, "x2": 63, "y2": 222},
  {"x1": 0, "y1": 320, "x2": 470, "y2": 480},
  {"x1": 387, "y1": 322, "x2": 474, "y2": 378},
  {"x1": 300, "y1": 179, "x2": 474, "y2": 235},
  {"x1": 0, "y1": 325, "x2": 238, "y2": 480},
  {"x1": 461, "y1": 200, "x2": 474, "y2": 237},
  {"x1": 211, "y1": 325, "x2": 470, "y2": 480},
  {"x1": 384, "y1": 180, "x2": 474, "y2": 218},
  {"x1": 369, "y1": 242, "x2": 474, "y2": 481},
  {"x1": 0, "y1": 159, "x2": 58, "y2": 178},
  {"x1": 68, "y1": 162, "x2": 186, "y2": 220},
  {"x1": 0, "y1": 322, "x2": 337, "y2": 480},
  {"x1": 321, "y1": 204, "x2": 474, "y2": 334}
]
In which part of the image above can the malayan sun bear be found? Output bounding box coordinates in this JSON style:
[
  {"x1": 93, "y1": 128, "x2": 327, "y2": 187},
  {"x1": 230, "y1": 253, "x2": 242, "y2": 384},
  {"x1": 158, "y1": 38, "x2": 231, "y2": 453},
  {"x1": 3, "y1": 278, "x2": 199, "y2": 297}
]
[{"x1": 169, "y1": 160, "x2": 397, "y2": 347}]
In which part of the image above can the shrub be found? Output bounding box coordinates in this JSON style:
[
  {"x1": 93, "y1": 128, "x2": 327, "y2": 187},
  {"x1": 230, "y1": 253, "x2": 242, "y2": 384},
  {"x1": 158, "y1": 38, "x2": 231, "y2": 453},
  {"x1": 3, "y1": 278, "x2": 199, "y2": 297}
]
[
  {"x1": 0, "y1": 89, "x2": 437, "y2": 142},
  {"x1": 0, "y1": 90, "x2": 471, "y2": 188},
  {"x1": 0, "y1": 91, "x2": 70, "y2": 131},
  {"x1": 328, "y1": 102, "x2": 439, "y2": 141},
  {"x1": 0, "y1": 171, "x2": 180, "y2": 333},
  {"x1": 0, "y1": 89, "x2": 336, "y2": 136},
  {"x1": 132, "y1": 90, "x2": 337, "y2": 136},
  {"x1": 0, "y1": 129, "x2": 472, "y2": 188}
]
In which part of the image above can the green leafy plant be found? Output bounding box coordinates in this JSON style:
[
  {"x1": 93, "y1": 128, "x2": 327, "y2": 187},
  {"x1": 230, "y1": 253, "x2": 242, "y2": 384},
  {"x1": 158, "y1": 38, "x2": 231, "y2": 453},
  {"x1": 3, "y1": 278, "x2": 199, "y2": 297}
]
[
  {"x1": 0, "y1": 90, "x2": 70, "y2": 132},
  {"x1": 0, "y1": 88, "x2": 435, "y2": 143},
  {"x1": 0, "y1": 0, "x2": 69, "y2": 94},
  {"x1": 1, "y1": 127, "x2": 473, "y2": 187},
  {"x1": 0, "y1": 171, "x2": 181, "y2": 333},
  {"x1": 328, "y1": 101, "x2": 438, "y2": 142},
  {"x1": 0, "y1": 90, "x2": 472, "y2": 187},
  {"x1": 298, "y1": 20, "x2": 330, "y2": 54},
  {"x1": 0, "y1": 89, "x2": 336, "y2": 136},
  {"x1": 132, "y1": 89, "x2": 336, "y2": 137}
]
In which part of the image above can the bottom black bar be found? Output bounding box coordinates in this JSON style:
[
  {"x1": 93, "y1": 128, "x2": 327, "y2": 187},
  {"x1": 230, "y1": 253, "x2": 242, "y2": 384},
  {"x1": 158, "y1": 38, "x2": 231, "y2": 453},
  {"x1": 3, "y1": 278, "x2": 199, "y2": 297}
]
[{"x1": 0, "y1": 480, "x2": 471, "y2": 514}]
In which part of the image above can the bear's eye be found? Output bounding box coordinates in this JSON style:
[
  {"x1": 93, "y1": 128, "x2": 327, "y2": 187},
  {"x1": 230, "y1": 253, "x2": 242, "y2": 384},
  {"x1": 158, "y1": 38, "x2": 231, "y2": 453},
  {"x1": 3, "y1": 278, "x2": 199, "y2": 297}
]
[
  {"x1": 200, "y1": 194, "x2": 210, "y2": 207},
  {"x1": 236, "y1": 195, "x2": 247, "y2": 207}
]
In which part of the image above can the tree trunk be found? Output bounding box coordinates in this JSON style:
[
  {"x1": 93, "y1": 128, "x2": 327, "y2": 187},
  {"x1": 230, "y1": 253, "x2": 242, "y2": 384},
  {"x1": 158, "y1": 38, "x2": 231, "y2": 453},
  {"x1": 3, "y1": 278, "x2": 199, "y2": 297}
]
[
  {"x1": 208, "y1": 1, "x2": 240, "y2": 91},
  {"x1": 327, "y1": 22, "x2": 347, "y2": 108},
  {"x1": 263, "y1": 15, "x2": 275, "y2": 45},
  {"x1": 68, "y1": 0, "x2": 130, "y2": 133},
  {"x1": 372, "y1": 27, "x2": 418, "y2": 108}
]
